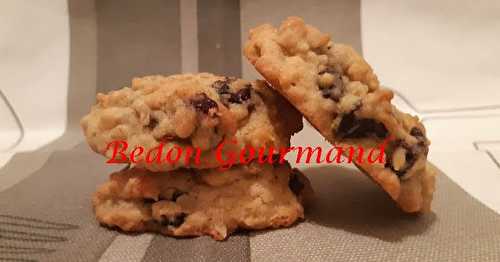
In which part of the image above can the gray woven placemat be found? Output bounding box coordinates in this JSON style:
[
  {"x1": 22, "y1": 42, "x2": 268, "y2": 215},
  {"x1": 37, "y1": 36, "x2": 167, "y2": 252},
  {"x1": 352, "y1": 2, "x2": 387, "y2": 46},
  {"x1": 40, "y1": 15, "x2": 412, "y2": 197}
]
[{"x1": 1, "y1": 144, "x2": 500, "y2": 261}]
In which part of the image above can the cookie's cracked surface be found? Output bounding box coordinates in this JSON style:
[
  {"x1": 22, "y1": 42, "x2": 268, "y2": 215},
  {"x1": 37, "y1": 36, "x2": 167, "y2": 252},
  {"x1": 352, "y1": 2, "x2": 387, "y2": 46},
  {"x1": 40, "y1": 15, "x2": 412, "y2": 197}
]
[
  {"x1": 93, "y1": 162, "x2": 312, "y2": 240},
  {"x1": 244, "y1": 17, "x2": 435, "y2": 212},
  {"x1": 81, "y1": 73, "x2": 303, "y2": 171}
]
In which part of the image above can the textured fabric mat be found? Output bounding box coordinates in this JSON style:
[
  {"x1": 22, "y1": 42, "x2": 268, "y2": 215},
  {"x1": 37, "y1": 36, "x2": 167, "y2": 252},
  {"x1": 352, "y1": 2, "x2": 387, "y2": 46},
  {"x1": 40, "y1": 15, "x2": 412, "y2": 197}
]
[
  {"x1": 250, "y1": 166, "x2": 500, "y2": 261},
  {"x1": 1, "y1": 144, "x2": 500, "y2": 261}
]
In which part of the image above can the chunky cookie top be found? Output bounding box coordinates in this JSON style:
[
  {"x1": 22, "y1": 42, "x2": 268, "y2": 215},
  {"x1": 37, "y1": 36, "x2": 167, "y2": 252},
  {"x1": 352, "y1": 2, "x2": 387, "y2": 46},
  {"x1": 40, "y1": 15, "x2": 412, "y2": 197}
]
[
  {"x1": 81, "y1": 73, "x2": 303, "y2": 171},
  {"x1": 245, "y1": 16, "x2": 379, "y2": 92}
]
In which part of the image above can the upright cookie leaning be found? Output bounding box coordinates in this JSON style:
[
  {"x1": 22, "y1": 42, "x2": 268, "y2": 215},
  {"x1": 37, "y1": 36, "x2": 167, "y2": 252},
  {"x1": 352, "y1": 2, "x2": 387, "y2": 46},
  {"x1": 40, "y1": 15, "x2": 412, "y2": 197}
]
[
  {"x1": 244, "y1": 17, "x2": 436, "y2": 213},
  {"x1": 81, "y1": 73, "x2": 303, "y2": 172}
]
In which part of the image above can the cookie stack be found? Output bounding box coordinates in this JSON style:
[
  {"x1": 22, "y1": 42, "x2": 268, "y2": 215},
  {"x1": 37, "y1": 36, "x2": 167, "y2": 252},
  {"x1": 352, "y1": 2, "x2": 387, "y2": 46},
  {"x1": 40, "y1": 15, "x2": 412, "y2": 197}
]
[
  {"x1": 81, "y1": 74, "x2": 311, "y2": 240},
  {"x1": 82, "y1": 17, "x2": 436, "y2": 240}
]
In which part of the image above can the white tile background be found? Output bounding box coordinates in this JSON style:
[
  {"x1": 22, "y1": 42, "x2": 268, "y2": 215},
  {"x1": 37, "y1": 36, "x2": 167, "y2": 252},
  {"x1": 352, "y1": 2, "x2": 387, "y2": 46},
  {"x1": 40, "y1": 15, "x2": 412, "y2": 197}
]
[
  {"x1": 0, "y1": 0, "x2": 69, "y2": 157},
  {"x1": 362, "y1": 0, "x2": 500, "y2": 111}
]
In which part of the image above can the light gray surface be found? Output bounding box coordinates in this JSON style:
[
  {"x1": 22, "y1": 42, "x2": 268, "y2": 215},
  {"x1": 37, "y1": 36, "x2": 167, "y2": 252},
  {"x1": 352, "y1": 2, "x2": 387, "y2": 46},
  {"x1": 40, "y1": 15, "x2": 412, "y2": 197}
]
[
  {"x1": 99, "y1": 234, "x2": 154, "y2": 262},
  {"x1": 251, "y1": 166, "x2": 500, "y2": 261},
  {"x1": 142, "y1": 233, "x2": 250, "y2": 262},
  {"x1": 0, "y1": 148, "x2": 118, "y2": 262},
  {"x1": 197, "y1": 0, "x2": 242, "y2": 77},
  {"x1": 2, "y1": 145, "x2": 500, "y2": 261},
  {"x1": 96, "y1": 0, "x2": 181, "y2": 92}
]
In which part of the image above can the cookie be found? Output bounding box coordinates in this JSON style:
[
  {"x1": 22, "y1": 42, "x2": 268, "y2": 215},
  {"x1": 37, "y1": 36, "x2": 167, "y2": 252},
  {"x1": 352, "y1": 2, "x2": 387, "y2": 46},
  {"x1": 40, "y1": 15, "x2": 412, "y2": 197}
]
[
  {"x1": 244, "y1": 17, "x2": 435, "y2": 213},
  {"x1": 92, "y1": 161, "x2": 313, "y2": 240},
  {"x1": 81, "y1": 73, "x2": 303, "y2": 171}
]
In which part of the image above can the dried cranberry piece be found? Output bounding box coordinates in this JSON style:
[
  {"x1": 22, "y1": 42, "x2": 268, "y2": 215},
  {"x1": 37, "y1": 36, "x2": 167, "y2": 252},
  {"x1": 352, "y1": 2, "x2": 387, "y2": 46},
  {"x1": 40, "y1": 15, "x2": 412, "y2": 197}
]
[
  {"x1": 143, "y1": 198, "x2": 156, "y2": 204},
  {"x1": 146, "y1": 118, "x2": 158, "y2": 130},
  {"x1": 410, "y1": 127, "x2": 427, "y2": 146},
  {"x1": 336, "y1": 112, "x2": 388, "y2": 139},
  {"x1": 212, "y1": 80, "x2": 231, "y2": 95},
  {"x1": 159, "y1": 213, "x2": 187, "y2": 228},
  {"x1": 318, "y1": 71, "x2": 344, "y2": 102},
  {"x1": 410, "y1": 127, "x2": 424, "y2": 138},
  {"x1": 229, "y1": 86, "x2": 251, "y2": 104},
  {"x1": 288, "y1": 170, "x2": 304, "y2": 196},
  {"x1": 171, "y1": 190, "x2": 185, "y2": 201},
  {"x1": 191, "y1": 93, "x2": 218, "y2": 114}
]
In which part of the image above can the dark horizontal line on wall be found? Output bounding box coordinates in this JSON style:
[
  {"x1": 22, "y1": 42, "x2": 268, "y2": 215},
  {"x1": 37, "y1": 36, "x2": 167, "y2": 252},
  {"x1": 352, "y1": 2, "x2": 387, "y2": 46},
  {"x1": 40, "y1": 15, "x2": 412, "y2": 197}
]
[{"x1": 391, "y1": 89, "x2": 500, "y2": 115}]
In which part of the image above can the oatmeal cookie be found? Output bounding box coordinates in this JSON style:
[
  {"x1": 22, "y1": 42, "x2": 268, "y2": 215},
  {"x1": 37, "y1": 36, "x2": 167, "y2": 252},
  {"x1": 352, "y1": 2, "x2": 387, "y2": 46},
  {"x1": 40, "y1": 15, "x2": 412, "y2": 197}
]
[
  {"x1": 244, "y1": 17, "x2": 435, "y2": 213},
  {"x1": 81, "y1": 73, "x2": 303, "y2": 171},
  {"x1": 93, "y1": 162, "x2": 312, "y2": 240}
]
